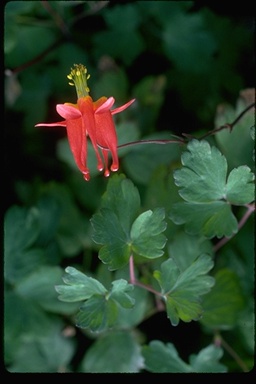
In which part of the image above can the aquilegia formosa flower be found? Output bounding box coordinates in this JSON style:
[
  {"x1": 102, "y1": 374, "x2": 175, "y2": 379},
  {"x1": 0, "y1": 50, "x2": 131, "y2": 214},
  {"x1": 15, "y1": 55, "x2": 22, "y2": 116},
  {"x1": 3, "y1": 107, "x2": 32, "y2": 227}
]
[{"x1": 35, "y1": 64, "x2": 135, "y2": 181}]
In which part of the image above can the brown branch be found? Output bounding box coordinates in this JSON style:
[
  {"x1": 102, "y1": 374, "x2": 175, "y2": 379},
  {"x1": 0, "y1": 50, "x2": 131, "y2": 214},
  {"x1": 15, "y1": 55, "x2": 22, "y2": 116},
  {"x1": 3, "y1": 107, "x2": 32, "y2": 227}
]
[
  {"x1": 41, "y1": 0, "x2": 71, "y2": 37},
  {"x1": 5, "y1": 38, "x2": 64, "y2": 75},
  {"x1": 187, "y1": 102, "x2": 255, "y2": 141},
  {"x1": 117, "y1": 138, "x2": 186, "y2": 150}
]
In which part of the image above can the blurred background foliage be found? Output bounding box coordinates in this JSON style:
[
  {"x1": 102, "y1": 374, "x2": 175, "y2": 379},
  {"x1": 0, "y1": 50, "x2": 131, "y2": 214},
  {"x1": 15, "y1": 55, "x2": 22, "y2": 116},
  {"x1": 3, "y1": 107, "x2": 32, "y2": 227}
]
[{"x1": 4, "y1": 1, "x2": 254, "y2": 372}]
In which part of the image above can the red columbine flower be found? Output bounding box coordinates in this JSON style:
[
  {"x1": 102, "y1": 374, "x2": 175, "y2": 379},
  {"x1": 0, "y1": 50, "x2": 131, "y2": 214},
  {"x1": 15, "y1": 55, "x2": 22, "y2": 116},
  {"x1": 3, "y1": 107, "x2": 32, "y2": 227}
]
[{"x1": 35, "y1": 64, "x2": 135, "y2": 181}]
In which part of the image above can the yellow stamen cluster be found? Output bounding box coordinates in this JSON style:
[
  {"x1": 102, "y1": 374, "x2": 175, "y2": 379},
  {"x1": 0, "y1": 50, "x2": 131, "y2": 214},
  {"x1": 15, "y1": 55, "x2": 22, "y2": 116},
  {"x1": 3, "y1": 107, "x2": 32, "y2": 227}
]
[{"x1": 67, "y1": 64, "x2": 90, "y2": 99}]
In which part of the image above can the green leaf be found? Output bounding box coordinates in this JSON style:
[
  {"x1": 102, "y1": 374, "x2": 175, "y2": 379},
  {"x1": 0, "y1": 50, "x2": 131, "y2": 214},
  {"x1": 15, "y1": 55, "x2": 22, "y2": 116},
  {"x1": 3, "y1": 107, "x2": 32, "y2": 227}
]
[
  {"x1": 109, "y1": 279, "x2": 135, "y2": 308},
  {"x1": 93, "y1": 4, "x2": 144, "y2": 65},
  {"x1": 15, "y1": 266, "x2": 80, "y2": 315},
  {"x1": 4, "y1": 206, "x2": 40, "y2": 252},
  {"x1": 154, "y1": 255, "x2": 215, "y2": 326},
  {"x1": 75, "y1": 278, "x2": 135, "y2": 332},
  {"x1": 226, "y1": 166, "x2": 255, "y2": 204},
  {"x1": 189, "y1": 344, "x2": 227, "y2": 372},
  {"x1": 91, "y1": 208, "x2": 131, "y2": 270},
  {"x1": 168, "y1": 232, "x2": 213, "y2": 271},
  {"x1": 200, "y1": 269, "x2": 245, "y2": 330},
  {"x1": 57, "y1": 267, "x2": 135, "y2": 332},
  {"x1": 91, "y1": 175, "x2": 141, "y2": 270},
  {"x1": 142, "y1": 341, "x2": 227, "y2": 373},
  {"x1": 55, "y1": 267, "x2": 107, "y2": 302},
  {"x1": 174, "y1": 140, "x2": 228, "y2": 202},
  {"x1": 163, "y1": 12, "x2": 217, "y2": 73},
  {"x1": 91, "y1": 176, "x2": 168, "y2": 268},
  {"x1": 4, "y1": 206, "x2": 47, "y2": 283},
  {"x1": 76, "y1": 296, "x2": 117, "y2": 332},
  {"x1": 8, "y1": 322, "x2": 74, "y2": 373},
  {"x1": 142, "y1": 340, "x2": 192, "y2": 372},
  {"x1": 4, "y1": 291, "x2": 55, "y2": 363},
  {"x1": 131, "y1": 208, "x2": 167, "y2": 258},
  {"x1": 170, "y1": 139, "x2": 254, "y2": 237},
  {"x1": 80, "y1": 330, "x2": 143, "y2": 373},
  {"x1": 170, "y1": 201, "x2": 238, "y2": 238},
  {"x1": 99, "y1": 174, "x2": 141, "y2": 233},
  {"x1": 91, "y1": 174, "x2": 140, "y2": 236}
]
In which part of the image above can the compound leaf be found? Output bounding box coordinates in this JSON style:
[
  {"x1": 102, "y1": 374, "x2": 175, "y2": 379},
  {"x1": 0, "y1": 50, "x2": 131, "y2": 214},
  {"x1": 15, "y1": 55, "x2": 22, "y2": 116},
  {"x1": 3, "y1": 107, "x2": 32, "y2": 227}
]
[
  {"x1": 91, "y1": 175, "x2": 167, "y2": 269},
  {"x1": 56, "y1": 267, "x2": 135, "y2": 332},
  {"x1": 91, "y1": 175, "x2": 140, "y2": 270},
  {"x1": 170, "y1": 140, "x2": 254, "y2": 238},
  {"x1": 154, "y1": 255, "x2": 214, "y2": 326}
]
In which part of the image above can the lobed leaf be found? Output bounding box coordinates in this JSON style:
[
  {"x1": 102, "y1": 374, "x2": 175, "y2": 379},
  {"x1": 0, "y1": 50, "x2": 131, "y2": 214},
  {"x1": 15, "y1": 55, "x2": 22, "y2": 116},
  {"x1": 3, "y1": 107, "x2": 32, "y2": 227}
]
[
  {"x1": 75, "y1": 280, "x2": 135, "y2": 332},
  {"x1": 170, "y1": 139, "x2": 254, "y2": 238},
  {"x1": 142, "y1": 341, "x2": 227, "y2": 373},
  {"x1": 55, "y1": 267, "x2": 107, "y2": 302},
  {"x1": 91, "y1": 175, "x2": 167, "y2": 269},
  {"x1": 142, "y1": 340, "x2": 192, "y2": 372},
  {"x1": 173, "y1": 140, "x2": 227, "y2": 202},
  {"x1": 154, "y1": 255, "x2": 214, "y2": 326},
  {"x1": 189, "y1": 344, "x2": 227, "y2": 372}
]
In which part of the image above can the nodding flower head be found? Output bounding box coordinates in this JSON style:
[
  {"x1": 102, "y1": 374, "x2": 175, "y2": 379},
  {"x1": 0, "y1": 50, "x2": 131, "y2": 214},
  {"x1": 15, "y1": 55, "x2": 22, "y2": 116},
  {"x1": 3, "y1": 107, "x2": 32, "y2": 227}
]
[{"x1": 35, "y1": 64, "x2": 135, "y2": 181}]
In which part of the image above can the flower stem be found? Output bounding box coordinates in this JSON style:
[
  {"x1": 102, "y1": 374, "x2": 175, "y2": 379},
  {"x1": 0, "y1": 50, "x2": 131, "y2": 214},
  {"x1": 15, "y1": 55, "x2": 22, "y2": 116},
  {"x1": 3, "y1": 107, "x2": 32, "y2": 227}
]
[{"x1": 129, "y1": 255, "x2": 162, "y2": 296}]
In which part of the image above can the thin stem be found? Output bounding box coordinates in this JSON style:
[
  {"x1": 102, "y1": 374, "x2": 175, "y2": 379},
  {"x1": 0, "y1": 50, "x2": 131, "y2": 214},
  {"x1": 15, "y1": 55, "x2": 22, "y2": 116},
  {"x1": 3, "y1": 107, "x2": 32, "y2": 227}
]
[
  {"x1": 129, "y1": 254, "x2": 136, "y2": 284},
  {"x1": 129, "y1": 255, "x2": 162, "y2": 296},
  {"x1": 133, "y1": 280, "x2": 163, "y2": 297},
  {"x1": 5, "y1": 38, "x2": 64, "y2": 75},
  {"x1": 117, "y1": 138, "x2": 186, "y2": 150},
  {"x1": 215, "y1": 332, "x2": 249, "y2": 372},
  {"x1": 41, "y1": 0, "x2": 70, "y2": 37},
  {"x1": 196, "y1": 102, "x2": 255, "y2": 140},
  {"x1": 214, "y1": 203, "x2": 255, "y2": 253}
]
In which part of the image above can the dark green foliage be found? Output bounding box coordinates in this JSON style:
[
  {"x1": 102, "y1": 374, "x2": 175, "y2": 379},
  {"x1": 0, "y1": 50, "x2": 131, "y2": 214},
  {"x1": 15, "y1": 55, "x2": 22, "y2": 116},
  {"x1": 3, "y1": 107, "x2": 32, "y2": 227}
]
[{"x1": 4, "y1": 1, "x2": 254, "y2": 373}]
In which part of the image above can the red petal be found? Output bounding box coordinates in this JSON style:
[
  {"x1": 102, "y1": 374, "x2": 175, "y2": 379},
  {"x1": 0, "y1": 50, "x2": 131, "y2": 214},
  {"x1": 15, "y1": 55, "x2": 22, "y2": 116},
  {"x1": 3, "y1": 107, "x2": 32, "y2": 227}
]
[
  {"x1": 111, "y1": 99, "x2": 135, "y2": 115},
  {"x1": 56, "y1": 104, "x2": 81, "y2": 119},
  {"x1": 65, "y1": 118, "x2": 89, "y2": 177},
  {"x1": 78, "y1": 97, "x2": 104, "y2": 172},
  {"x1": 95, "y1": 97, "x2": 115, "y2": 114},
  {"x1": 94, "y1": 111, "x2": 119, "y2": 173},
  {"x1": 35, "y1": 121, "x2": 66, "y2": 127}
]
